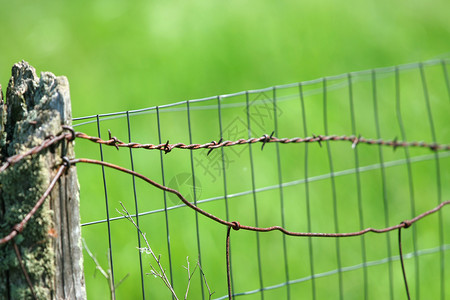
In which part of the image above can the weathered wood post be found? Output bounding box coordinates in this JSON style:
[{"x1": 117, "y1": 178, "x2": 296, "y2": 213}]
[{"x1": 0, "y1": 61, "x2": 86, "y2": 299}]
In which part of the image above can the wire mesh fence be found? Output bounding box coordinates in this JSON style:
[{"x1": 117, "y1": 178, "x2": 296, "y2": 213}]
[{"x1": 25, "y1": 58, "x2": 450, "y2": 299}]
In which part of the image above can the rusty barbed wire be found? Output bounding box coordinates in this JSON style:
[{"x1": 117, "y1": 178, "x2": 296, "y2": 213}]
[
  {"x1": 0, "y1": 133, "x2": 69, "y2": 173},
  {"x1": 74, "y1": 130, "x2": 450, "y2": 153},
  {"x1": 1, "y1": 126, "x2": 448, "y2": 173}
]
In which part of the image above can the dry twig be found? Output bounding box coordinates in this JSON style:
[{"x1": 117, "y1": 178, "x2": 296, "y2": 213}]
[
  {"x1": 117, "y1": 202, "x2": 178, "y2": 300},
  {"x1": 82, "y1": 238, "x2": 129, "y2": 300}
]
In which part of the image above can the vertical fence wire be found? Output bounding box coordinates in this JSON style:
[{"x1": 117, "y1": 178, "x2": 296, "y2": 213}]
[
  {"x1": 322, "y1": 78, "x2": 344, "y2": 300},
  {"x1": 443, "y1": 60, "x2": 450, "y2": 102},
  {"x1": 394, "y1": 67, "x2": 420, "y2": 299},
  {"x1": 298, "y1": 82, "x2": 317, "y2": 300},
  {"x1": 398, "y1": 227, "x2": 411, "y2": 299},
  {"x1": 272, "y1": 87, "x2": 291, "y2": 299},
  {"x1": 440, "y1": 59, "x2": 450, "y2": 300},
  {"x1": 96, "y1": 115, "x2": 116, "y2": 299},
  {"x1": 347, "y1": 73, "x2": 369, "y2": 299},
  {"x1": 186, "y1": 100, "x2": 206, "y2": 300},
  {"x1": 156, "y1": 107, "x2": 175, "y2": 295},
  {"x1": 418, "y1": 64, "x2": 445, "y2": 300},
  {"x1": 371, "y1": 70, "x2": 395, "y2": 300},
  {"x1": 246, "y1": 91, "x2": 265, "y2": 299},
  {"x1": 217, "y1": 95, "x2": 234, "y2": 297},
  {"x1": 126, "y1": 112, "x2": 146, "y2": 299}
]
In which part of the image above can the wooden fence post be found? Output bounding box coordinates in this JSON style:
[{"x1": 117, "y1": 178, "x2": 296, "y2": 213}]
[{"x1": 0, "y1": 61, "x2": 86, "y2": 299}]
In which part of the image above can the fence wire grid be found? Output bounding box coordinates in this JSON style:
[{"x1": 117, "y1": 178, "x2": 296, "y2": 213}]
[{"x1": 72, "y1": 58, "x2": 450, "y2": 299}]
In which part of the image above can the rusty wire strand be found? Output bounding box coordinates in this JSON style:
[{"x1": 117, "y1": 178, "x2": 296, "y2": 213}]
[
  {"x1": 2, "y1": 154, "x2": 448, "y2": 244},
  {"x1": 0, "y1": 132, "x2": 71, "y2": 173},
  {"x1": 68, "y1": 158, "x2": 450, "y2": 238},
  {"x1": 12, "y1": 241, "x2": 37, "y2": 300},
  {"x1": 0, "y1": 164, "x2": 67, "y2": 245},
  {"x1": 226, "y1": 227, "x2": 232, "y2": 300},
  {"x1": 398, "y1": 227, "x2": 411, "y2": 300},
  {"x1": 74, "y1": 131, "x2": 450, "y2": 153},
  {"x1": 1, "y1": 128, "x2": 448, "y2": 174}
]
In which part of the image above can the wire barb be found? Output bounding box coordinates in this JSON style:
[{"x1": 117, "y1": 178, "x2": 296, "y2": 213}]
[
  {"x1": 163, "y1": 140, "x2": 171, "y2": 154},
  {"x1": 207, "y1": 138, "x2": 223, "y2": 156},
  {"x1": 261, "y1": 131, "x2": 274, "y2": 150},
  {"x1": 312, "y1": 134, "x2": 322, "y2": 147},
  {"x1": 108, "y1": 129, "x2": 120, "y2": 150},
  {"x1": 352, "y1": 134, "x2": 361, "y2": 149},
  {"x1": 392, "y1": 136, "x2": 399, "y2": 152},
  {"x1": 429, "y1": 143, "x2": 439, "y2": 152}
]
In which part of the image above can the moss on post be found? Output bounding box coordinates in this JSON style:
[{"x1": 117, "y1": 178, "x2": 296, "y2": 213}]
[{"x1": 0, "y1": 61, "x2": 86, "y2": 299}]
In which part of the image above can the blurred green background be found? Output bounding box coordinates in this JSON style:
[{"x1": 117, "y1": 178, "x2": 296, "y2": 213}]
[
  {"x1": 1, "y1": 1, "x2": 450, "y2": 300},
  {"x1": 1, "y1": 1, "x2": 449, "y2": 117}
]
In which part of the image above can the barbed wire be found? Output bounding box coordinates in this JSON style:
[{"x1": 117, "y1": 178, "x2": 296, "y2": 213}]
[
  {"x1": 0, "y1": 131, "x2": 72, "y2": 173},
  {"x1": 75, "y1": 130, "x2": 449, "y2": 154},
  {"x1": 1, "y1": 126, "x2": 449, "y2": 299},
  {"x1": 1, "y1": 127, "x2": 448, "y2": 174}
]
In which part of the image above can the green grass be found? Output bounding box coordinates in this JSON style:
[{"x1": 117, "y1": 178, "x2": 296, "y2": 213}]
[{"x1": 1, "y1": 1, "x2": 449, "y2": 299}]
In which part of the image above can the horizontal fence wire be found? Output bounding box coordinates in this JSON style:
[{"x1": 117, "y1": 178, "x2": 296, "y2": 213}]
[
  {"x1": 71, "y1": 151, "x2": 447, "y2": 227},
  {"x1": 213, "y1": 244, "x2": 450, "y2": 300},
  {"x1": 72, "y1": 58, "x2": 450, "y2": 126},
  {"x1": 2, "y1": 57, "x2": 449, "y2": 299}
]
